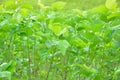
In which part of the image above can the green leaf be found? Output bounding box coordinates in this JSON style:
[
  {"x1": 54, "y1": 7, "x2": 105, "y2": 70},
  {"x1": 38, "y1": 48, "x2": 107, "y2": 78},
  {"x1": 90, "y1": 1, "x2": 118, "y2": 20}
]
[
  {"x1": 92, "y1": 5, "x2": 108, "y2": 13},
  {"x1": 51, "y1": 1, "x2": 66, "y2": 10},
  {"x1": 113, "y1": 68, "x2": 120, "y2": 80},
  {"x1": 105, "y1": 0, "x2": 117, "y2": 10},
  {"x1": 0, "y1": 5, "x2": 3, "y2": 11},
  {"x1": 4, "y1": 0, "x2": 17, "y2": 10},
  {"x1": 49, "y1": 23, "x2": 62, "y2": 35},
  {"x1": 0, "y1": 71, "x2": 11, "y2": 80},
  {"x1": 111, "y1": 24, "x2": 120, "y2": 30},
  {"x1": 72, "y1": 9, "x2": 82, "y2": 16},
  {"x1": 74, "y1": 64, "x2": 97, "y2": 76},
  {"x1": 74, "y1": 38, "x2": 87, "y2": 48},
  {"x1": 0, "y1": 61, "x2": 16, "y2": 72},
  {"x1": 107, "y1": 12, "x2": 120, "y2": 19},
  {"x1": 57, "y1": 40, "x2": 70, "y2": 55},
  {"x1": 21, "y1": 2, "x2": 33, "y2": 9},
  {"x1": 114, "y1": 40, "x2": 120, "y2": 47},
  {"x1": 0, "y1": 63, "x2": 8, "y2": 71},
  {"x1": 20, "y1": 8, "x2": 29, "y2": 16}
]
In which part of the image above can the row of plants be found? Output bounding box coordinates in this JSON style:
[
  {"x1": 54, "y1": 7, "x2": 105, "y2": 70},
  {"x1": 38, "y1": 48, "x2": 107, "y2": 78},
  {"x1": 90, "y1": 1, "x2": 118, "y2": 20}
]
[{"x1": 0, "y1": 0, "x2": 120, "y2": 80}]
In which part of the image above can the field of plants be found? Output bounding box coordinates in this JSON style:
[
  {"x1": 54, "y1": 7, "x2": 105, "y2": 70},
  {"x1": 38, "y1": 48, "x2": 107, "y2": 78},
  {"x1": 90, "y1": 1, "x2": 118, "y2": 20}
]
[{"x1": 0, "y1": 0, "x2": 120, "y2": 80}]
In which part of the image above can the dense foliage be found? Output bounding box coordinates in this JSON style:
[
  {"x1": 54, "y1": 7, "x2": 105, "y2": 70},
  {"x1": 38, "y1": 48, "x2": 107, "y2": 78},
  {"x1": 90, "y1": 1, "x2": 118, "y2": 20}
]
[{"x1": 0, "y1": 0, "x2": 120, "y2": 80}]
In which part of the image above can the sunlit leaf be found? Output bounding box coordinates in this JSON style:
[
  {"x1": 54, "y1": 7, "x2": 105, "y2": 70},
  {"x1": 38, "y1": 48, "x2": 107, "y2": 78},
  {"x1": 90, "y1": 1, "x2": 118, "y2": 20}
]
[
  {"x1": 113, "y1": 68, "x2": 120, "y2": 80},
  {"x1": 57, "y1": 40, "x2": 70, "y2": 55},
  {"x1": 107, "y1": 12, "x2": 120, "y2": 19},
  {"x1": 20, "y1": 8, "x2": 29, "y2": 16},
  {"x1": 0, "y1": 71, "x2": 11, "y2": 80},
  {"x1": 51, "y1": 1, "x2": 66, "y2": 10},
  {"x1": 105, "y1": 0, "x2": 117, "y2": 10},
  {"x1": 4, "y1": 0, "x2": 17, "y2": 9}
]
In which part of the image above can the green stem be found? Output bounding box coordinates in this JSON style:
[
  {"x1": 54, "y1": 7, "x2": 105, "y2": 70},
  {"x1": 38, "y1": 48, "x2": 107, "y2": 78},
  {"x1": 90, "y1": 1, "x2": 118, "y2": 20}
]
[
  {"x1": 33, "y1": 38, "x2": 37, "y2": 79},
  {"x1": 27, "y1": 36, "x2": 31, "y2": 80},
  {"x1": 45, "y1": 51, "x2": 54, "y2": 80}
]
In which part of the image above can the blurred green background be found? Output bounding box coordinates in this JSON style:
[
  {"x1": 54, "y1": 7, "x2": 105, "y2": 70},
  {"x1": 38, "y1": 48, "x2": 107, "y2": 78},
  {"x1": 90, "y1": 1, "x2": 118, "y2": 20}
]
[
  {"x1": 0, "y1": 0, "x2": 120, "y2": 10},
  {"x1": 42, "y1": 0, "x2": 120, "y2": 10}
]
